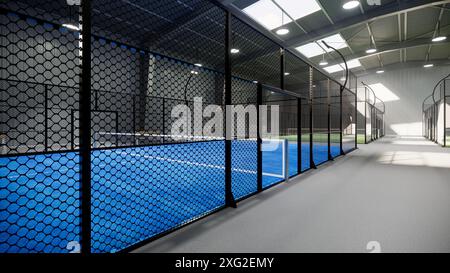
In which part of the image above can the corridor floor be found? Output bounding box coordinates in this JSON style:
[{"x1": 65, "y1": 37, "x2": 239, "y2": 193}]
[{"x1": 135, "y1": 136, "x2": 450, "y2": 253}]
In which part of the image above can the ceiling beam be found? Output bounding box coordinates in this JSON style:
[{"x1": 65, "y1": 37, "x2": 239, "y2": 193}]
[
  {"x1": 355, "y1": 59, "x2": 450, "y2": 77},
  {"x1": 323, "y1": 38, "x2": 450, "y2": 67},
  {"x1": 425, "y1": 4, "x2": 446, "y2": 62},
  {"x1": 284, "y1": 0, "x2": 450, "y2": 47}
]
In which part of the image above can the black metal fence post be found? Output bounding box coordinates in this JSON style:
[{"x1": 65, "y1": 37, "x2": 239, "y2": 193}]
[
  {"x1": 309, "y1": 67, "x2": 316, "y2": 169},
  {"x1": 298, "y1": 97, "x2": 302, "y2": 173},
  {"x1": 364, "y1": 87, "x2": 367, "y2": 144},
  {"x1": 445, "y1": 81, "x2": 447, "y2": 147},
  {"x1": 80, "y1": 0, "x2": 92, "y2": 254},
  {"x1": 224, "y1": 11, "x2": 236, "y2": 208},
  {"x1": 257, "y1": 83, "x2": 262, "y2": 192},
  {"x1": 340, "y1": 87, "x2": 344, "y2": 155},
  {"x1": 327, "y1": 79, "x2": 332, "y2": 160},
  {"x1": 44, "y1": 85, "x2": 49, "y2": 152},
  {"x1": 355, "y1": 83, "x2": 358, "y2": 149}
]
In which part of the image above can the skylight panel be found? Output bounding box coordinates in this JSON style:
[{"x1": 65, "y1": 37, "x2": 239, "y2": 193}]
[
  {"x1": 276, "y1": 0, "x2": 321, "y2": 22},
  {"x1": 323, "y1": 59, "x2": 362, "y2": 74},
  {"x1": 295, "y1": 34, "x2": 349, "y2": 58},
  {"x1": 243, "y1": 0, "x2": 321, "y2": 30}
]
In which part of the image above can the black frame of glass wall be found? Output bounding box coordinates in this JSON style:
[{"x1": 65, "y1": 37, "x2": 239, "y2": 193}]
[
  {"x1": 357, "y1": 82, "x2": 386, "y2": 144},
  {"x1": 423, "y1": 77, "x2": 449, "y2": 147},
  {"x1": 0, "y1": 0, "x2": 357, "y2": 253}
]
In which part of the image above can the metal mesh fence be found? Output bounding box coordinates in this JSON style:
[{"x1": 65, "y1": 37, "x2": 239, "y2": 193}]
[
  {"x1": 342, "y1": 89, "x2": 356, "y2": 153},
  {"x1": 262, "y1": 87, "x2": 298, "y2": 188},
  {"x1": 358, "y1": 83, "x2": 385, "y2": 144},
  {"x1": 330, "y1": 81, "x2": 341, "y2": 158},
  {"x1": 312, "y1": 70, "x2": 329, "y2": 166},
  {"x1": 423, "y1": 79, "x2": 449, "y2": 147},
  {"x1": 285, "y1": 51, "x2": 310, "y2": 172},
  {"x1": 0, "y1": 0, "x2": 81, "y2": 253},
  {"x1": 445, "y1": 80, "x2": 449, "y2": 147},
  {"x1": 1, "y1": 0, "x2": 361, "y2": 253},
  {"x1": 88, "y1": 0, "x2": 228, "y2": 253}
]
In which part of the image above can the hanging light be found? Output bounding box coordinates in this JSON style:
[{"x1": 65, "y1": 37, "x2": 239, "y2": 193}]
[
  {"x1": 342, "y1": 0, "x2": 360, "y2": 10},
  {"x1": 276, "y1": 10, "x2": 289, "y2": 36},
  {"x1": 340, "y1": 71, "x2": 346, "y2": 82},
  {"x1": 284, "y1": 72, "x2": 290, "y2": 76},
  {"x1": 423, "y1": 53, "x2": 434, "y2": 68},
  {"x1": 230, "y1": 48, "x2": 240, "y2": 54},
  {"x1": 432, "y1": 22, "x2": 447, "y2": 42},
  {"x1": 63, "y1": 2, "x2": 80, "y2": 31},
  {"x1": 319, "y1": 54, "x2": 328, "y2": 66},
  {"x1": 366, "y1": 47, "x2": 377, "y2": 54},
  {"x1": 62, "y1": 23, "x2": 80, "y2": 31},
  {"x1": 366, "y1": 37, "x2": 377, "y2": 54},
  {"x1": 276, "y1": 28, "x2": 290, "y2": 35}
]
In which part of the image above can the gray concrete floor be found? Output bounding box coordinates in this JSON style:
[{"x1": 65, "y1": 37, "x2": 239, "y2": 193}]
[{"x1": 134, "y1": 136, "x2": 450, "y2": 253}]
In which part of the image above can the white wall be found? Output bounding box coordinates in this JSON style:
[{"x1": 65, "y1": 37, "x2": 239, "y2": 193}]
[{"x1": 358, "y1": 66, "x2": 450, "y2": 136}]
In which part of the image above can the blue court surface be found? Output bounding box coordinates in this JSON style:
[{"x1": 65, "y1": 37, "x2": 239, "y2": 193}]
[{"x1": 1, "y1": 140, "x2": 340, "y2": 253}]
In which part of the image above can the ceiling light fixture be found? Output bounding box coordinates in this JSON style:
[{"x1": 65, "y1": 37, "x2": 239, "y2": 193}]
[
  {"x1": 423, "y1": 64, "x2": 434, "y2": 68},
  {"x1": 432, "y1": 21, "x2": 447, "y2": 42},
  {"x1": 64, "y1": 3, "x2": 80, "y2": 32},
  {"x1": 194, "y1": 63, "x2": 202, "y2": 67},
  {"x1": 319, "y1": 54, "x2": 328, "y2": 66},
  {"x1": 342, "y1": 0, "x2": 360, "y2": 10},
  {"x1": 62, "y1": 23, "x2": 80, "y2": 31},
  {"x1": 284, "y1": 72, "x2": 290, "y2": 76},
  {"x1": 276, "y1": 10, "x2": 289, "y2": 36},
  {"x1": 376, "y1": 70, "x2": 385, "y2": 74},
  {"x1": 366, "y1": 37, "x2": 377, "y2": 54},
  {"x1": 276, "y1": 28, "x2": 290, "y2": 35},
  {"x1": 230, "y1": 48, "x2": 240, "y2": 54},
  {"x1": 432, "y1": 36, "x2": 447, "y2": 42}
]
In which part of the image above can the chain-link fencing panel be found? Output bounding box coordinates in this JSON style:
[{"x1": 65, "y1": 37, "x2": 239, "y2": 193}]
[{"x1": 0, "y1": 0, "x2": 81, "y2": 253}]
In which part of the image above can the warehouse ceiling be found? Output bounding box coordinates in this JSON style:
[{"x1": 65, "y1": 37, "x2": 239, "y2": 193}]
[{"x1": 220, "y1": 0, "x2": 450, "y2": 77}]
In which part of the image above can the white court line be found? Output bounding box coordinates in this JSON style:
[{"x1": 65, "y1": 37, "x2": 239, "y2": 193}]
[{"x1": 124, "y1": 152, "x2": 284, "y2": 179}]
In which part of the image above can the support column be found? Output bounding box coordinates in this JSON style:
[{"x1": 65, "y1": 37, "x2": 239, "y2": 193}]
[
  {"x1": 80, "y1": 0, "x2": 92, "y2": 254},
  {"x1": 257, "y1": 83, "x2": 262, "y2": 192},
  {"x1": 224, "y1": 11, "x2": 236, "y2": 208},
  {"x1": 309, "y1": 67, "x2": 316, "y2": 169}
]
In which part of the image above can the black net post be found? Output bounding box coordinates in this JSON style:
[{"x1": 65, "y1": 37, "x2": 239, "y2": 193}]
[
  {"x1": 80, "y1": 0, "x2": 92, "y2": 254},
  {"x1": 224, "y1": 11, "x2": 236, "y2": 208}
]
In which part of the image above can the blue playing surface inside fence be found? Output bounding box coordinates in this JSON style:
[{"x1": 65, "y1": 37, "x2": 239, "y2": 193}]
[{"x1": 1, "y1": 140, "x2": 340, "y2": 253}]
